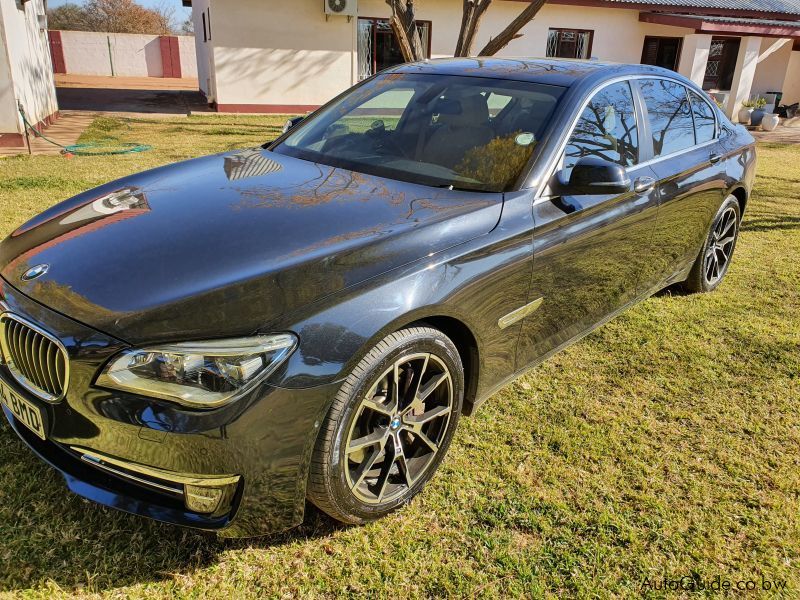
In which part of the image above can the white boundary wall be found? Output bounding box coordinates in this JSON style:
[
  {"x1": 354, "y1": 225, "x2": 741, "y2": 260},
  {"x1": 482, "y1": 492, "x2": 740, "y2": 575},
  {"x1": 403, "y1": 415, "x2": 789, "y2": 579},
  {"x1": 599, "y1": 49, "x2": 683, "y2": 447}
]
[{"x1": 57, "y1": 30, "x2": 197, "y2": 78}]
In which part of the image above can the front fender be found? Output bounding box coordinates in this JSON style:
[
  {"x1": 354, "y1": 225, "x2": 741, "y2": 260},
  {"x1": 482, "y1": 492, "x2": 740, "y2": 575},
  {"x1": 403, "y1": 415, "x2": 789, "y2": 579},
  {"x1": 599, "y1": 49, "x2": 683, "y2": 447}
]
[{"x1": 270, "y1": 191, "x2": 538, "y2": 404}]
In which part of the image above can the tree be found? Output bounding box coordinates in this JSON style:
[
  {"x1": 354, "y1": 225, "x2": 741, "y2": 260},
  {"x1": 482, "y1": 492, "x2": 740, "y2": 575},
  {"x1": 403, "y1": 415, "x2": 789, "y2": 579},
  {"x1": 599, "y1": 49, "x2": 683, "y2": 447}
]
[
  {"x1": 47, "y1": 0, "x2": 176, "y2": 34},
  {"x1": 388, "y1": 0, "x2": 547, "y2": 61},
  {"x1": 47, "y1": 3, "x2": 92, "y2": 31},
  {"x1": 180, "y1": 17, "x2": 194, "y2": 35},
  {"x1": 385, "y1": 0, "x2": 426, "y2": 62}
]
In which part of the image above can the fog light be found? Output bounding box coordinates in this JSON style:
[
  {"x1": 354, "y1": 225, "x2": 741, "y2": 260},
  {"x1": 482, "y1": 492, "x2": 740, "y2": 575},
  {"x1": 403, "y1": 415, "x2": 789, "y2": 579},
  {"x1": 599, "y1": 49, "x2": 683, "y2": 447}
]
[{"x1": 185, "y1": 485, "x2": 226, "y2": 513}]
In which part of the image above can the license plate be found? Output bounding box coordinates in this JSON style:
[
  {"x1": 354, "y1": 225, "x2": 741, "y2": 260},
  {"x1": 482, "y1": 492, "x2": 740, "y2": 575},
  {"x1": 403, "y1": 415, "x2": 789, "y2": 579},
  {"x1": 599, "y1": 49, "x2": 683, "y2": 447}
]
[{"x1": 0, "y1": 380, "x2": 47, "y2": 440}]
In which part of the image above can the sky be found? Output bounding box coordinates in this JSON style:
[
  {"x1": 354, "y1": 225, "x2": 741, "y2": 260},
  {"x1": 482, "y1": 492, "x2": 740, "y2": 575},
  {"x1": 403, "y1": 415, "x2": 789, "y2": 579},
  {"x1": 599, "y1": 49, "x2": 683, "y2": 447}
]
[{"x1": 49, "y1": 0, "x2": 192, "y2": 20}]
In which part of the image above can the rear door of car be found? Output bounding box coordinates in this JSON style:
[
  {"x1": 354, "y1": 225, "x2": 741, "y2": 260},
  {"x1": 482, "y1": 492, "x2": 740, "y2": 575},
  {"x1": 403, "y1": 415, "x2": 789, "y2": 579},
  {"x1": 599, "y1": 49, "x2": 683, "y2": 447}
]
[
  {"x1": 634, "y1": 78, "x2": 727, "y2": 289},
  {"x1": 515, "y1": 79, "x2": 661, "y2": 367}
]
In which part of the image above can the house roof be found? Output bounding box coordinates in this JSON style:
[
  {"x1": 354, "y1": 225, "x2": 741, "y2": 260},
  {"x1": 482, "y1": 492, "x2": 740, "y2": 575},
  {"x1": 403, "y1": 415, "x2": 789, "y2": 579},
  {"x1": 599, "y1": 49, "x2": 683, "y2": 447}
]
[
  {"x1": 640, "y1": 11, "x2": 800, "y2": 36},
  {"x1": 600, "y1": 0, "x2": 800, "y2": 16}
]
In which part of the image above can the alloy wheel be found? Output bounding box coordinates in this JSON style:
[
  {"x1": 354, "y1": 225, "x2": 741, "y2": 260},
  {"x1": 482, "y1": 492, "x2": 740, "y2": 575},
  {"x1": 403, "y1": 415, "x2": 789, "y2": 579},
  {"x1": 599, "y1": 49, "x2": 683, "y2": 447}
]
[
  {"x1": 343, "y1": 353, "x2": 453, "y2": 505},
  {"x1": 704, "y1": 206, "x2": 738, "y2": 285}
]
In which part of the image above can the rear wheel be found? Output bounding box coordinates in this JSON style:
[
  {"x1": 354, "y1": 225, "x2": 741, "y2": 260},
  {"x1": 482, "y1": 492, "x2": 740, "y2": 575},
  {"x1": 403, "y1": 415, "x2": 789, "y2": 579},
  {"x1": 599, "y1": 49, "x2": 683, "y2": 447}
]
[
  {"x1": 683, "y1": 195, "x2": 741, "y2": 293},
  {"x1": 307, "y1": 327, "x2": 463, "y2": 524}
]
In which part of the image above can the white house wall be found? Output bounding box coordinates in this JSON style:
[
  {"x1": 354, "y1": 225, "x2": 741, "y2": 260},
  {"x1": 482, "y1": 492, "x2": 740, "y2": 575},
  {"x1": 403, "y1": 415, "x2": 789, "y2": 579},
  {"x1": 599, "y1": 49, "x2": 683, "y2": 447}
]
[
  {"x1": 0, "y1": 10, "x2": 17, "y2": 134},
  {"x1": 411, "y1": 0, "x2": 692, "y2": 62},
  {"x1": 208, "y1": 0, "x2": 692, "y2": 110},
  {"x1": 192, "y1": 0, "x2": 213, "y2": 100},
  {"x1": 751, "y1": 37, "x2": 795, "y2": 98},
  {"x1": 210, "y1": 0, "x2": 355, "y2": 109},
  {"x1": 783, "y1": 51, "x2": 800, "y2": 105},
  {"x1": 0, "y1": 0, "x2": 57, "y2": 135}
]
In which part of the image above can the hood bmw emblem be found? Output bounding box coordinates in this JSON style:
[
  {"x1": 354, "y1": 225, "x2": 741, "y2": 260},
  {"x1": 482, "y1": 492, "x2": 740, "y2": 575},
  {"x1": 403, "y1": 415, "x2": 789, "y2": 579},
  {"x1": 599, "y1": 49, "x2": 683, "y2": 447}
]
[{"x1": 21, "y1": 264, "x2": 49, "y2": 281}]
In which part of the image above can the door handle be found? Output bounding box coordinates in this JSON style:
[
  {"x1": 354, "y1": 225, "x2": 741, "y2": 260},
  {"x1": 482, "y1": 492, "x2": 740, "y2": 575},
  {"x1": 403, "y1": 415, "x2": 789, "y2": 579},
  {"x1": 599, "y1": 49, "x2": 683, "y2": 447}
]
[
  {"x1": 634, "y1": 176, "x2": 656, "y2": 194},
  {"x1": 709, "y1": 153, "x2": 722, "y2": 164}
]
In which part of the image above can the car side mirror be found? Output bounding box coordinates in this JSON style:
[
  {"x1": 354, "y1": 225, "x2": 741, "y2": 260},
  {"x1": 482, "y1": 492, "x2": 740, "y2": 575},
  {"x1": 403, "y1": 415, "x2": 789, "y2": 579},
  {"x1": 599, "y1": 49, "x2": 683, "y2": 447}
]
[
  {"x1": 263, "y1": 116, "x2": 306, "y2": 148},
  {"x1": 554, "y1": 157, "x2": 631, "y2": 196},
  {"x1": 282, "y1": 116, "x2": 305, "y2": 135}
]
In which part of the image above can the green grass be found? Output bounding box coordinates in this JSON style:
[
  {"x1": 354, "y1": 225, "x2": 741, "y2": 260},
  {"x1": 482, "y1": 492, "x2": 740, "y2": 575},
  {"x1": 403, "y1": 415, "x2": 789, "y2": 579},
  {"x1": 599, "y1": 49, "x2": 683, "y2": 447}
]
[{"x1": 0, "y1": 117, "x2": 798, "y2": 598}]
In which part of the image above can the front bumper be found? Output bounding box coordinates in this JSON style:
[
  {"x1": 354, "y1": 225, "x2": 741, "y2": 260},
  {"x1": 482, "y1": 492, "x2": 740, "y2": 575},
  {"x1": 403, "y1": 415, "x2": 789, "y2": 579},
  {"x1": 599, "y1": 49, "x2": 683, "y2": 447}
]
[{"x1": 0, "y1": 278, "x2": 339, "y2": 537}]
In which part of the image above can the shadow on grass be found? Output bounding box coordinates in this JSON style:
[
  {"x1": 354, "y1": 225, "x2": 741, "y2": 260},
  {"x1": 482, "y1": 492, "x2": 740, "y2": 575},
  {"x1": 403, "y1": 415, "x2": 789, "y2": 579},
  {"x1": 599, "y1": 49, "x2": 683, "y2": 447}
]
[
  {"x1": 0, "y1": 428, "x2": 344, "y2": 593},
  {"x1": 740, "y1": 215, "x2": 800, "y2": 233}
]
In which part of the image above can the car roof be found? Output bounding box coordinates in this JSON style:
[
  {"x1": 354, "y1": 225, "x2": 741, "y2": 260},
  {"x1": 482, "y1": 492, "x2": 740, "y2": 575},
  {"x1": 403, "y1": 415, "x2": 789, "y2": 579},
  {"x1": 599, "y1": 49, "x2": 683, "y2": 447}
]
[{"x1": 387, "y1": 57, "x2": 680, "y2": 88}]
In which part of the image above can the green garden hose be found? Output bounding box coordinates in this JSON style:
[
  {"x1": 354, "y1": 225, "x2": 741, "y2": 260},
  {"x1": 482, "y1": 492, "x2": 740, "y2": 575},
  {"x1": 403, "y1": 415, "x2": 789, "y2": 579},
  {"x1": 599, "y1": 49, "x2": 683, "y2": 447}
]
[{"x1": 18, "y1": 108, "x2": 151, "y2": 156}]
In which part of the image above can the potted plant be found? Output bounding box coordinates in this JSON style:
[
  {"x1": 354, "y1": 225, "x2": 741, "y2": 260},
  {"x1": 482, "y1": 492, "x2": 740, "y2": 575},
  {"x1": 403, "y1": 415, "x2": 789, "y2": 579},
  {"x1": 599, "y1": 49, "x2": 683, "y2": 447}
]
[
  {"x1": 739, "y1": 99, "x2": 756, "y2": 125},
  {"x1": 750, "y1": 97, "x2": 768, "y2": 127}
]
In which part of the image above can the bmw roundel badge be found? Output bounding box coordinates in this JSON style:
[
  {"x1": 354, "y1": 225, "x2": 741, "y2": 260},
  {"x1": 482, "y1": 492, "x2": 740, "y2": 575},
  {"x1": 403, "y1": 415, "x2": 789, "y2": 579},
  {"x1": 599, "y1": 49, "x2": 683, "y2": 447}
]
[{"x1": 21, "y1": 264, "x2": 50, "y2": 281}]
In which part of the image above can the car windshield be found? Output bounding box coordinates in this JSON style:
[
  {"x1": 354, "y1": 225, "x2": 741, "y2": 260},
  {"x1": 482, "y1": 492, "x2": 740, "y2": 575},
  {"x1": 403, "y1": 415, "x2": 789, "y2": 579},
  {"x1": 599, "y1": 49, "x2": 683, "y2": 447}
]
[{"x1": 272, "y1": 73, "x2": 565, "y2": 193}]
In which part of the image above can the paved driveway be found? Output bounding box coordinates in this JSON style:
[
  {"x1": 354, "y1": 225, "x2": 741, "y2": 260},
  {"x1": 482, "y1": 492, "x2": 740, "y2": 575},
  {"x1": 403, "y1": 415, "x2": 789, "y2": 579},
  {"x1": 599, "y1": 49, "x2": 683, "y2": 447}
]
[
  {"x1": 57, "y1": 87, "x2": 211, "y2": 115},
  {"x1": 55, "y1": 75, "x2": 211, "y2": 116}
]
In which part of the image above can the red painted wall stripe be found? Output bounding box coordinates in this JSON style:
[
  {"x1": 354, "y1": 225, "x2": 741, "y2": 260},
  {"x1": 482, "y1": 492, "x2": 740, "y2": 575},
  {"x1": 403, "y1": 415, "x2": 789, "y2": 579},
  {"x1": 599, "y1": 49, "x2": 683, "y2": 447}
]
[
  {"x1": 169, "y1": 36, "x2": 182, "y2": 79},
  {"x1": 48, "y1": 31, "x2": 67, "y2": 74},
  {"x1": 159, "y1": 36, "x2": 173, "y2": 77},
  {"x1": 215, "y1": 104, "x2": 321, "y2": 114},
  {"x1": 159, "y1": 36, "x2": 182, "y2": 78}
]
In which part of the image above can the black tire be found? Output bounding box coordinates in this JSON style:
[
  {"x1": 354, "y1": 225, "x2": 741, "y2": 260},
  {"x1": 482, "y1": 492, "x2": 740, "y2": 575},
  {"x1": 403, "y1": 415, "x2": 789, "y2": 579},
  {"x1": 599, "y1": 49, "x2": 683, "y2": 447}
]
[
  {"x1": 682, "y1": 195, "x2": 741, "y2": 294},
  {"x1": 307, "y1": 326, "x2": 463, "y2": 525}
]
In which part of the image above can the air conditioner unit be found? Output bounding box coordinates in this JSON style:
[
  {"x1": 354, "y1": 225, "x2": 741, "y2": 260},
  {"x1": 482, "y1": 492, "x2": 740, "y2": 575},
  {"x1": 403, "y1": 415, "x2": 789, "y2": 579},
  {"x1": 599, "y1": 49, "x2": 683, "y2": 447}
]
[{"x1": 324, "y1": 0, "x2": 357, "y2": 18}]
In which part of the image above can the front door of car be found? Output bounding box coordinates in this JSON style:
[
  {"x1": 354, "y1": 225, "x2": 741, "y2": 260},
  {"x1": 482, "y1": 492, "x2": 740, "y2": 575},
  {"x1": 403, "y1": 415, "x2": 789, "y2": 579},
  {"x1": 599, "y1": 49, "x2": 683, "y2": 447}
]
[
  {"x1": 515, "y1": 80, "x2": 660, "y2": 367},
  {"x1": 634, "y1": 80, "x2": 728, "y2": 288}
]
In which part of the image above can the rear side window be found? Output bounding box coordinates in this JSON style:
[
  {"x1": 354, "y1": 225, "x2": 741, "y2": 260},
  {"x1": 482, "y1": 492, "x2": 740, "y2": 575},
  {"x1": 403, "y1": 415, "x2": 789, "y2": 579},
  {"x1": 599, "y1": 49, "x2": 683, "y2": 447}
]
[
  {"x1": 689, "y1": 90, "x2": 717, "y2": 144},
  {"x1": 639, "y1": 79, "x2": 695, "y2": 157},
  {"x1": 564, "y1": 81, "x2": 639, "y2": 172}
]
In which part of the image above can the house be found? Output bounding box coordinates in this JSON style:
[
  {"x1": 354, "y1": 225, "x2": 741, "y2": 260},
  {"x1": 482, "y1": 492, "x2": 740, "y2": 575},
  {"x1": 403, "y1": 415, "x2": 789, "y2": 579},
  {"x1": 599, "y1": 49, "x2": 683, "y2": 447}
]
[
  {"x1": 0, "y1": 0, "x2": 58, "y2": 147},
  {"x1": 185, "y1": 0, "x2": 800, "y2": 121}
]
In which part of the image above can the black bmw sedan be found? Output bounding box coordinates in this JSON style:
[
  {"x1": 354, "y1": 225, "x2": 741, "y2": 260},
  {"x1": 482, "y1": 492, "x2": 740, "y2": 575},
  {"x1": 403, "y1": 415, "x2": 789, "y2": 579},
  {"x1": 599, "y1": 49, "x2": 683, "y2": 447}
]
[{"x1": 0, "y1": 58, "x2": 755, "y2": 537}]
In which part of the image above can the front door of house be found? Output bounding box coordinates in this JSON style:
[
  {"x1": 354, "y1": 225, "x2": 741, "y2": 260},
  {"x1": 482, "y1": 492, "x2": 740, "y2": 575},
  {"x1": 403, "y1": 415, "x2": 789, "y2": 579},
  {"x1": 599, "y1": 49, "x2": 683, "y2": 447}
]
[
  {"x1": 703, "y1": 37, "x2": 740, "y2": 90},
  {"x1": 357, "y1": 18, "x2": 431, "y2": 82}
]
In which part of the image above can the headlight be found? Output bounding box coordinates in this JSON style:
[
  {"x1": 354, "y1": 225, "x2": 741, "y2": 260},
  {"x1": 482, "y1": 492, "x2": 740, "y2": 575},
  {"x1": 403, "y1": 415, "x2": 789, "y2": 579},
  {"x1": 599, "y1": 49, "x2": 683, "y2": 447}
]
[{"x1": 96, "y1": 334, "x2": 297, "y2": 409}]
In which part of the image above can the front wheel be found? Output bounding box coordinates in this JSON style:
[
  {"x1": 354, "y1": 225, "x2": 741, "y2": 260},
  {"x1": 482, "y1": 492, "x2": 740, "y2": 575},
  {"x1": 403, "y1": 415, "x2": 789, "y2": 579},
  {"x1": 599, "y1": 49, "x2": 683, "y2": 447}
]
[
  {"x1": 307, "y1": 327, "x2": 463, "y2": 524},
  {"x1": 683, "y1": 195, "x2": 741, "y2": 293}
]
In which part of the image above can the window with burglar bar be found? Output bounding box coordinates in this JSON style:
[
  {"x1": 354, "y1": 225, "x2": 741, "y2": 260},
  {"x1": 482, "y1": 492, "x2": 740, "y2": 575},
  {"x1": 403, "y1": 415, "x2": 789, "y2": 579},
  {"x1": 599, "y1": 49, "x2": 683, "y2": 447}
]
[{"x1": 546, "y1": 28, "x2": 593, "y2": 60}]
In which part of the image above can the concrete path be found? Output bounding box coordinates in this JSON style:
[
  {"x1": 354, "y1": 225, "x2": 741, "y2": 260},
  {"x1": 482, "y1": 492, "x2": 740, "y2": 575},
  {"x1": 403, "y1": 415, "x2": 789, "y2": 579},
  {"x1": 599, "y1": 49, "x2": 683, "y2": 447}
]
[
  {"x1": 0, "y1": 112, "x2": 94, "y2": 158},
  {"x1": 752, "y1": 125, "x2": 800, "y2": 144},
  {"x1": 55, "y1": 74, "x2": 199, "y2": 91}
]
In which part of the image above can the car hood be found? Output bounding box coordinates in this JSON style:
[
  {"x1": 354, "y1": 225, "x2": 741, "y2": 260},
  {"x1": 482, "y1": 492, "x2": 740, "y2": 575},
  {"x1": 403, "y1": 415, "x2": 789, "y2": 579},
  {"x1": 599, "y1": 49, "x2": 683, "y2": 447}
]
[{"x1": 0, "y1": 149, "x2": 502, "y2": 343}]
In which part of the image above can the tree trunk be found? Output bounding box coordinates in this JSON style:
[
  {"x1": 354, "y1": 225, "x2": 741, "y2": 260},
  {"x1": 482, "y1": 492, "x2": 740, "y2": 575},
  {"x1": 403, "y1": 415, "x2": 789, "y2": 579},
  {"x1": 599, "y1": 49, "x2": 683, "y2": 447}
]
[
  {"x1": 455, "y1": 0, "x2": 492, "y2": 57},
  {"x1": 478, "y1": 0, "x2": 546, "y2": 56},
  {"x1": 386, "y1": 0, "x2": 425, "y2": 62}
]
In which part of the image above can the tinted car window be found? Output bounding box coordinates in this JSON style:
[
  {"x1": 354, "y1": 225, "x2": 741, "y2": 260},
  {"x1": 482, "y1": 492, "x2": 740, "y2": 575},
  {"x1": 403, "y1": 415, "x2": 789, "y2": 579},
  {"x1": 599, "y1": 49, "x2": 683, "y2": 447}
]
[
  {"x1": 275, "y1": 73, "x2": 564, "y2": 193},
  {"x1": 563, "y1": 81, "x2": 639, "y2": 172},
  {"x1": 640, "y1": 79, "x2": 695, "y2": 156},
  {"x1": 689, "y1": 90, "x2": 717, "y2": 144}
]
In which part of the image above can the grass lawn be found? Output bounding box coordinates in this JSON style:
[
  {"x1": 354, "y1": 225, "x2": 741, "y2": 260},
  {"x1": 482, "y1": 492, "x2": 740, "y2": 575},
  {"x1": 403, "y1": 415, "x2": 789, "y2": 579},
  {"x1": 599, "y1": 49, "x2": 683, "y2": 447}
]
[{"x1": 0, "y1": 116, "x2": 798, "y2": 598}]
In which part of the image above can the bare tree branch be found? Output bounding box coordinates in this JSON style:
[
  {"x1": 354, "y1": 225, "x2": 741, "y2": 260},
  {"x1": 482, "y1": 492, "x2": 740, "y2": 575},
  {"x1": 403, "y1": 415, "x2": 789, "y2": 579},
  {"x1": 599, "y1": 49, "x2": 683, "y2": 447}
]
[{"x1": 478, "y1": 0, "x2": 546, "y2": 56}]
